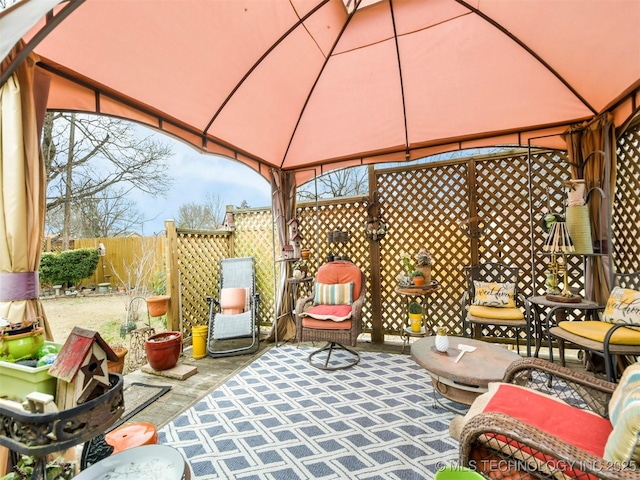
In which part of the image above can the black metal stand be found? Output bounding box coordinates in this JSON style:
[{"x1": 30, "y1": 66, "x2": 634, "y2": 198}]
[
  {"x1": 0, "y1": 374, "x2": 124, "y2": 479},
  {"x1": 80, "y1": 433, "x2": 115, "y2": 470},
  {"x1": 308, "y1": 342, "x2": 360, "y2": 370}
]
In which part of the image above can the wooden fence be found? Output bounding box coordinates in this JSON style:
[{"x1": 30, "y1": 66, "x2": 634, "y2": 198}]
[
  {"x1": 48, "y1": 120, "x2": 640, "y2": 345},
  {"x1": 73, "y1": 236, "x2": 166, "y2": 295}
]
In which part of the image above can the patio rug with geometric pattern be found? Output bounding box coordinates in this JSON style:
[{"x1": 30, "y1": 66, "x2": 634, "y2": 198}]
[{"x1": 159, "y1": 345, "x2": 462, "y2": 479}]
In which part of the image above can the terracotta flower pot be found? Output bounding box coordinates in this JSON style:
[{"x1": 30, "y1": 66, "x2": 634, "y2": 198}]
[
  {"x1": 107, "y1": 346, "x2": 128, "y2": 374},
  {"x1": 414, "y1": 266, "x2": 431, "y2": 284},
  {"x1": 220, "y1": 288, "x2": 246, "y2": 315},
  {"x1": 146, "y1": 295, "x2": 170, "y2": 317},
  {"x1": 145, "y1": 331, "x2": 182, "y2": 371}
]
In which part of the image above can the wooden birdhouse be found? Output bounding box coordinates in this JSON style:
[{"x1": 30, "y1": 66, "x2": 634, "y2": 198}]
[
  {"x1": 280, "y1": 244, "x2": 295, "y2": 260},
  {"x1": 287, "y1": 218, "x2": 302, "y2": 258},
  {"x1": 49, "y1": 327, "x2": 119, "y2": 411}
]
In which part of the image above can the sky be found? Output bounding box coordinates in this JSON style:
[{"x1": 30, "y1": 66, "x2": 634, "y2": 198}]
[{"x1": 129, "y1": 131, "x2": 272, "y2": 235}]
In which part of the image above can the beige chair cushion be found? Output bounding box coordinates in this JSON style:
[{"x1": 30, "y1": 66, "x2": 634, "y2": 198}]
[{"x1": 602, "y1": 287, "x2": 640, "y2": 330}]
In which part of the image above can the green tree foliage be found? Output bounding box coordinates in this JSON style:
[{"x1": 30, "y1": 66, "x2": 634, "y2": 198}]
[{"x1": 40, "y1": 248, "x2": 100, "y2": 288}]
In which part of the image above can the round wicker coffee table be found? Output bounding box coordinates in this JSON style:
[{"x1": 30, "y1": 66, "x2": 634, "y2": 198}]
[{"x1": 411, "y1": 336, "x2": 521, "y2": 407}]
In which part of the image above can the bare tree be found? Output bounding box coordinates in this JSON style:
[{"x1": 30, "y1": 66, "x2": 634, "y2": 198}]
[
  {"x1": 176, "y1": 192, "x2": 225, "y2": 229},
  {"x1": 204, "y1": 192, "x2": 225, "y2": 225},
  {"x1": 44, "y1": 188, "x2": 145, "y2": 238},
  {"x1": 297, "y1": 166, "x2": 368, "y2": 201},
  {"x1": 45, "y1": 205, "x2": 82, "y2": 239},
  {"x1": 42, "y1": 112, "x2": 174, "y2": 247},
  {"x1": 75, "y1": 188, "x2": 146, "y2": 237}
]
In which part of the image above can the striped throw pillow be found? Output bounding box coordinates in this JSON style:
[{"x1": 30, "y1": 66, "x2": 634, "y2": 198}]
[
  {"x1": 314, "y1": 282, "x2": 353, "y2": 305},
  {"x1": 604, "y1": 362, "x2": 640, "y2": 465}
]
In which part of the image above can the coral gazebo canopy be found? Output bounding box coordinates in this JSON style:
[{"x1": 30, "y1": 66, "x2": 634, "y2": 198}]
[{"x1": 2, "y1": 0, "x2": 640, "y2": 181}]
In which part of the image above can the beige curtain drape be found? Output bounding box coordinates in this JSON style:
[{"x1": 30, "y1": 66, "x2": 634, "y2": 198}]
[
  {"x1": 0, "y1": 43, "x2": 52, "y2": 340},
  {"x1": 266, "y1": 169, "x2": 297, "y2": 343},
  {"x1": 562, "y1": 113, "x2": 616, "y2": 305}
]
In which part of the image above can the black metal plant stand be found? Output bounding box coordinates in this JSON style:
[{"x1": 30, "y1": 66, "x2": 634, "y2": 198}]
[{"x1": 0, "y1": 374, "x2": 124, "y2": 479}]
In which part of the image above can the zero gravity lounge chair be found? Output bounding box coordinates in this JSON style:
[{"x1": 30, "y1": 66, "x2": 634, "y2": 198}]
[{"x1": 206, "y1": 257, "x2": 260, "y2": 358}]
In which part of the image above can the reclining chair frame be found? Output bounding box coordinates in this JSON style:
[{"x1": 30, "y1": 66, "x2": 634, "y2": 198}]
[{"x1": 206, "y1": 257, "x2": 260, "y2": 358}]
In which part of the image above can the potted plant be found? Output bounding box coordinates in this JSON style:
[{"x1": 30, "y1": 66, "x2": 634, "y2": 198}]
[
  {"x1": 1, "y1": 454, "x2": 75, "y2": 480},
  {"x1": 0, "y1": 319, "x2": 45, "y2": 361},
  {"x1": 412, "y1": 270, "x2": 425, "y2": 286},
  {"x1": 408, "y1": 301, "x2": 423, "y2": 332},
  {"x1": 414, "y1": 247, "x2": 432, "y2": 284}
]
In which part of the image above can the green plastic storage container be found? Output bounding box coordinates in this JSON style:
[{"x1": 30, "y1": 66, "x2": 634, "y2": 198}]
[{"x1": 0, "y1": 341, "x2": 62, "y2": 401}]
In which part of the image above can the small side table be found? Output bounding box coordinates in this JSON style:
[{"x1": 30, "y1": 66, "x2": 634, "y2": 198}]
[
  {"x1": 395, "y1": 282, "x2": 441, "y2": 353},
  {"x1": 287, "y1": 276, "x2": 313, "y2": 317},
  {"x1": 526, "y1": 295, "x2": 602, "y2": 363},
  {"x1": 401, "y1": 326, "x2": 427, "y2": 354}
]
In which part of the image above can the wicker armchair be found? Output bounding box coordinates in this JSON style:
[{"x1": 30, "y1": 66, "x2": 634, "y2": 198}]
[
  {"x1": 457, "y1": 357, "x2": 640, "y2": 480},
  {"x1": 294, "y1": 261, "x2": 366, "y2": 370}
]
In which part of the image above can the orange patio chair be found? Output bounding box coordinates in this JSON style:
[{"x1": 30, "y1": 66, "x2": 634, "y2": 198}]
[{"x1": 294, "y1": 261, "x2": 366, "y2": 370}]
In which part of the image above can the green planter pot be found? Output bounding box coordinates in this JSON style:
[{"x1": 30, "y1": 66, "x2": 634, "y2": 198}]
[{"x1": 1, "y1": 327, "x2": 45, "y2": 360}]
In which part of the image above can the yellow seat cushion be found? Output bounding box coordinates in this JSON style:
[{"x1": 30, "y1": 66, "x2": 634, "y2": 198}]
[
  {"x1": 558, "y1": 321, "x2": 640, "y2": 345},
  {"x1": 468, "y1": 305, "x2": 524, "y2": 320}
]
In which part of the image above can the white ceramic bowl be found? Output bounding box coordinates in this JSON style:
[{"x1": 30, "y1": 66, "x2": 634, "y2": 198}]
[{"x1": 74, "y1": 444, "x2": 188, "y2": 480}]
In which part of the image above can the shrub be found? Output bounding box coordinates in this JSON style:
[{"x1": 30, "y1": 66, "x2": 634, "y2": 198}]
[
  {"x1": 40, "y1": 248, "x2": 100, "y2": 288},
  {"x1": 149, "y1": 269, "x2": 166, "y2": 295}
]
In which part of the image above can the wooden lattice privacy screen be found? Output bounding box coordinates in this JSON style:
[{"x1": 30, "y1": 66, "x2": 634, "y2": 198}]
[
  {"x1": 70, "y1": 120, "x2": 640, "y2": 346},
  {"x1": 167, "y1": 148, "x2": 575, "y2": 344},
  {"x1": 372, "y1": 150, "x2": 574, "y2": 343},
  {"x1": 166, "y1": 209, "x2": 275, "y2": 337},
  {"x1": 614, "y1": 123, "x2": 640, "y2": 274}
]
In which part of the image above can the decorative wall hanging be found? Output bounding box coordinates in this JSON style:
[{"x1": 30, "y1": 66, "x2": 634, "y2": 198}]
[{"x1": 364, "y1": 218, "x2": 387, "y2": 241}]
